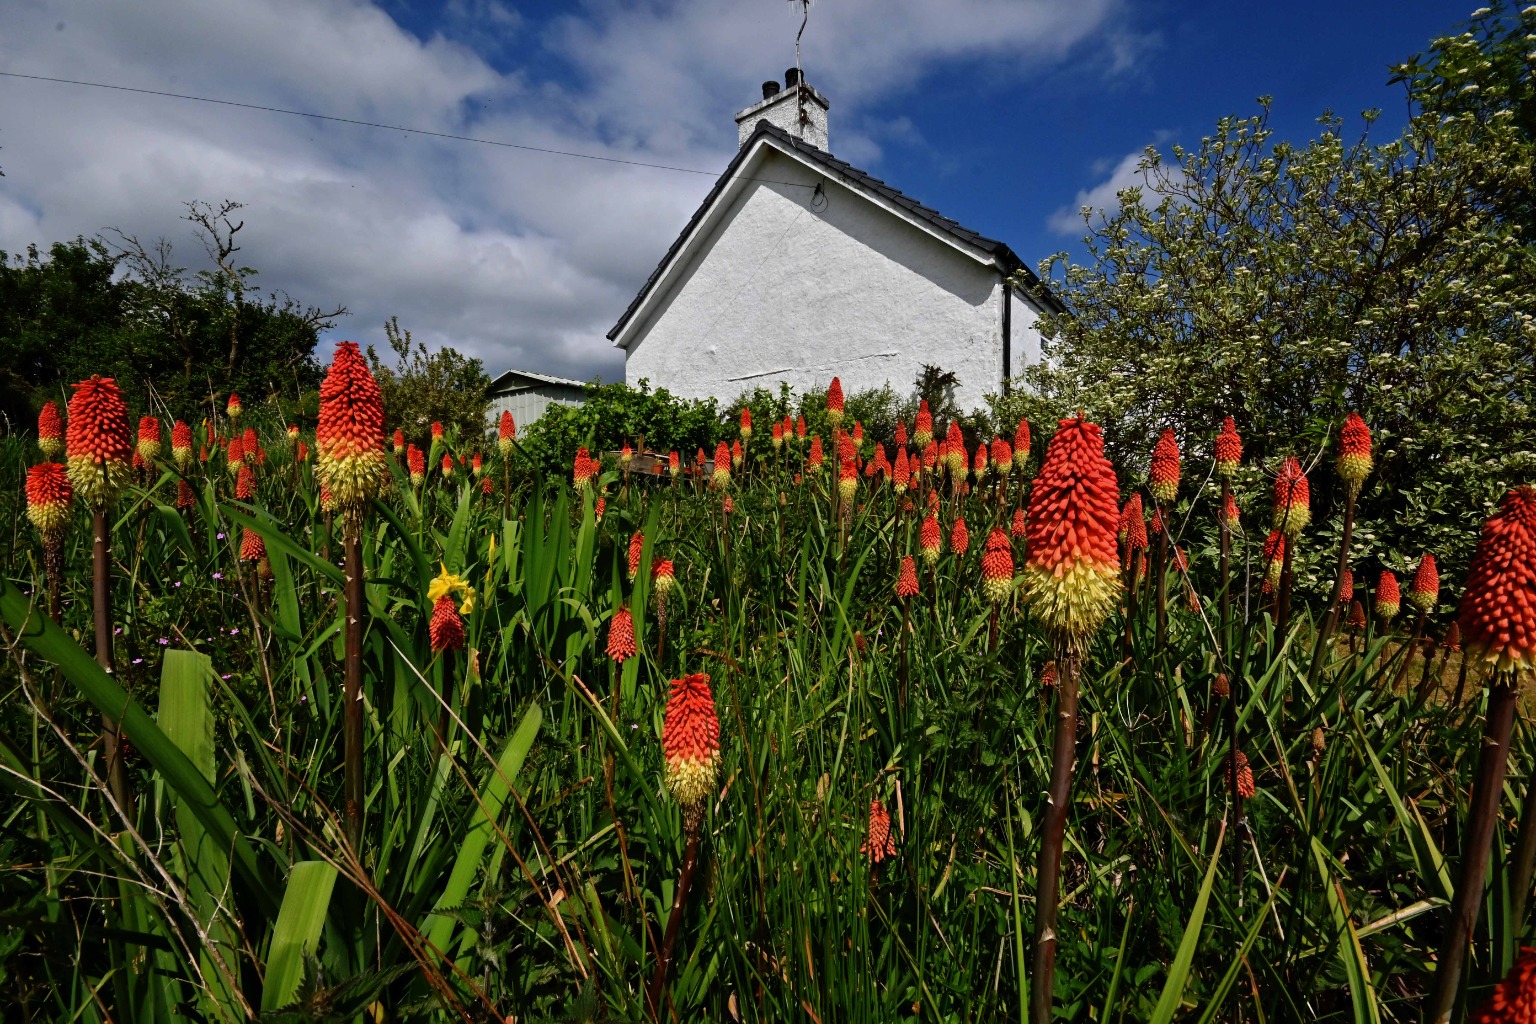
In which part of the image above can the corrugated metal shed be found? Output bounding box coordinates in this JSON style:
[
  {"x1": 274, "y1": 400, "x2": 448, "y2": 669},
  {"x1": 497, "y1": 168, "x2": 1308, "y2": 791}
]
[{"x1": 485, "y1": 369, "x2": 589, "y2": 432}]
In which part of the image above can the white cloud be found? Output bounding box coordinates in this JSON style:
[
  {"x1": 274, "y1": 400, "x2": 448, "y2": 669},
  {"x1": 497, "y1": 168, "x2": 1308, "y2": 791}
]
[
  {"x1": 1047, "y1": 149, "x2": 1155, "y2": 235},
  {"x1": 1, "y1": 0, "x2": 1144, "y2": 384}
]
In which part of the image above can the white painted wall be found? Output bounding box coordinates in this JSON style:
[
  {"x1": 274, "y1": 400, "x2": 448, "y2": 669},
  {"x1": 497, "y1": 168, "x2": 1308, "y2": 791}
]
[{"x1": 621, "y1": 147, "x2": 1044, "y2": 411}]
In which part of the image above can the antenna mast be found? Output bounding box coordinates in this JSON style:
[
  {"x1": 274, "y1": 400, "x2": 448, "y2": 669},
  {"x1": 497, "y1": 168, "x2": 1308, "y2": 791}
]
[{"x1": 790, "y1": 0, "x2": 811, "y2": 135}]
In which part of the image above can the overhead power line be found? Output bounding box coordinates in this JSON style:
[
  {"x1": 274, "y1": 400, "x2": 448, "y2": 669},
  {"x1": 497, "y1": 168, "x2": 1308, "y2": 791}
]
[{"x1": 0, "y1": 70, "x2": 817, "y2": 188}]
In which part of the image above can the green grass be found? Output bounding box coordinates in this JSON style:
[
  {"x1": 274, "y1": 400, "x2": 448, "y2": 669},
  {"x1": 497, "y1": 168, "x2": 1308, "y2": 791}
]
[{"x1": 0, "y1": 421, "x2": 1526, "y2": 1023}]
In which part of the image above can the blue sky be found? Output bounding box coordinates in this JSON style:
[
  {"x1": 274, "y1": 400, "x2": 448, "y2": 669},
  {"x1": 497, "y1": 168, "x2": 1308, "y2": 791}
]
[{"x1": 0, "y1": 1, "x2": 1478, "y2": 384}]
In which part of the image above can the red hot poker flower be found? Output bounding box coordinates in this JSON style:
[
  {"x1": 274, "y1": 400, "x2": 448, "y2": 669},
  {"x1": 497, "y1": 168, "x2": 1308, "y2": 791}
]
[
  {"x1": 1214, "y1": 417, "x2": 1242, "y2": 478},
  {"x1": 1458, "y1": 485, "x2": 1536, "y2": 675},
  {"x1": 242, "y1": 427, "x2": 259, "y2": 464},
  {"x1": 497, "y1": 411, "x2": 516, "y2": 457},
  {"x1": 982, "y1": 527, "x2": 1014, "y2": 604},
  {"x1": 1262, "y1": 531, "x2": 1286, "y2": 589},
  {"x1": 1340, "y1": 568, "x2": 1354, "y2": 605},
  {"x1": 137, "y1": 416, "x2": 161, "y2": 462},
  {"x1": 172, "y1": 420, "x2": 193, "y2": 467},
  {"x1": 808, "y1": 435, "x2": 824, "y2": 472},
  {"x1": 973, "y1": 446, "x2": 989, "y2": 483},
  {"x1": 393, "y1": 428, "x2": 406, "y2": 455},
  {"x1": 894, "y1": 420, "x2": 908, "y2": 448},
  {"x1": 573, "y1": 447, "x2": 596, "y2": 490},
  {"x1": 407, "y1": 444, "x2": 426, "y2": 484},
  {"x1": 25, "y1": 463, "x2": 72, "y2": 538},
  {"x1": 628, "y1": 531, "x2": 645, "y2": 580},
  {"x1": 1124, "y1": 494, "x2": 1149, "y2": 552},
  {"x1": 838, "y1": 458, "x2": 858, "y2": 503},
  {"x1": 739, "y1": 407, "x2": 752, "y2": 438},
  {"x1": 861, "y1": 799, "x2": 898, "y2": 864},
  {"x1": 714, "y1": 442, "x2": 732, "y2": 489},
  {"x1": 240, "y1": 527, "x2": 266, "y2": 562},
  {"x1": 920, "y1": 512, "x2": 943, "y2": 566},
  {"x1": 1021, "y1": 418, "x2": 1121, "y2": 644},
  {"x1": 472, "y1": 452, "x2": 483, "y2": 477},
  {"x1": 652, "y1": 558, "x2": 676, "y2": 603},
  {"x1": 897, "y1": 556, "x2": 919, "y2": 599},
  {"x1": 771, "y1": 421, "x2": 784, "y2": 449},
  {"x1": 1011, "y1": 508, "x2": 1027, "y2": 539},
  {"x1": 662, "y1": 674, "x2": 720, "y2": 812},
  {"x1": 1337, "y1": 413, "x2": 1373, "y2": 492},
  {"x1": 914, "y1": 401, "x2": 934, "y2": 448},
  {"x1": 1471, "y1": 946, "x2": 1536, "y2": 1023},
  {"x1": 1409, "y1": 554, "x2": 1439, "y2": 614},
  {"x1": 235, "y1": 464, "x2": 255, "y2": 501},
  {"x1": 731, "y1": 438, "x2": 743, "y2": 468},
  {"x1": 65, "y1": 376, "x2": 132, "y2": 508},
  {"x1": 429, "y1": 594, "x2": 465, "y2": 653},
  {"x1": 441, "y1": 453, "x2": 454, "y2": 479},
  {"x1": 1443, "y1": 621, "x2": 1462, "y2": 652},
  {"x1": 37, "y1": 401, "x2": 64, "y2": 459},
  {"x1": 991, "y1": 437, "x2": 1013, "y2": 474},
  {"x1": 1272, "y1": 456, "x2": 1311, "y2": 537},
  {"x1": 176, "y1": 478, "x2": 196, "y2": 510},
  {"x1": 226, "y1": 393, "x2": 242, "y2": 419},
  {"x1": 606, "y1": 606, "x2": 636, "y2": 663},
  {"x1": 1149, "y1": 428, "x2": 1180, "y2": 505},
  {"x1": 795, "y1": 415, "x2": 807, "y2": 440},
  {"x1": 1013, "y1": 419, "x2": 1031, "y2": 465},
  {"x1": 1222, "y1": 492, "x2": 1241, "y2": 532},
  {"x1": 950, "y1": 516, "x2": 969, "y2": 556},
  {"x1": 827, "y1": 377, "x2": 845, "y2": 426},
  {"x1": 315, "y1": 341, "x2": 387, "y2": 510},
  {"x1": 1376, "y1": 570, "x2": 1401, "y2": 622},
  {"x1": 1225, "y1": 750, "x2": 1256, "y2": 799}
]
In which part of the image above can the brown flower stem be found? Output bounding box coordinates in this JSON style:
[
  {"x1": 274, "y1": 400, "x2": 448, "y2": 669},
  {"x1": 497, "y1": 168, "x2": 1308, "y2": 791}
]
[
  {"x1": 321, "y1": 511, "x2": 332, "y2": 564},
  {"x1": 988, "y1": 607, "x2": 999, "y2": 654},
  {"x1": 1277, "y1": 541, "x2": 1295, "y2": 638},
  {"x1": 1155, "y1": 525, "x2": 1169, "y2": 654},
  {"x1": 1219, "y1": 477, "x2": 1232, "y2": 642},
  {"x1": 92, "y1": 509, "x2": 134, "y2": 818},
  {"x1": 1452, "y1": 657, "x2": 1471, "y2": 709},
  {"x1": 900, "y1": 598, "x2": 910, "y2": 709},
  {"x1": 436, "y1": 652, "x2": 455, "y2": 748},
  {"x1": 649, "y1": 828, "x2": 701, "y2": 1018},
  {"x1": 1030, "y1": 651, "x2": 1081, "y2": 1024},
  {"x1": 343, "y1": 524, "x2": 366, "y2": 851},
  {"x1": 1124, "y1": 547, "x2": 1143, "y2": 662},
  {"x1": 44, "y1": 535, "x2": 63, "y2": 624},
  {"x1": 1509, "y1": 765, "x2": 1536, "y2": 934},
  {"x1": 1308, "y1": 488, "x2": 1358, "y2": 688},
  {"x1": 502, "y1": 457, "x2": 511, "y2": 520},
  {"x1": 1427, "y1": 679, "x2": 1519, "y2": 1024}
]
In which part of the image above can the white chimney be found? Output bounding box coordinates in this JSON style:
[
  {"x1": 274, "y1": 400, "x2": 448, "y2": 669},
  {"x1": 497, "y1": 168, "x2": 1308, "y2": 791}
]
[{"x1": 734, "y1": 68, "x2": 830, "y2": 151}]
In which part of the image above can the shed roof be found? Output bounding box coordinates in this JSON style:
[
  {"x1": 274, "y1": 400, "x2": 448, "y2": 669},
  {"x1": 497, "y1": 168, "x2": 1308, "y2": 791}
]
[
  {"x1": 489, "y1": 369, "x2": 590, "y2": 393},
  {"x1": 608, "y1": 119, "x2": 1063, "y2": 346}
]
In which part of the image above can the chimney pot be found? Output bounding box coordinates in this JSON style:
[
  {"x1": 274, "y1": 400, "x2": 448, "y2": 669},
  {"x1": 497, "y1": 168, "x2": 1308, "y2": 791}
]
[
  {"x1": 761, "y1": 80, "x2": 781, "y2": 100},
  {"x1": 784, "y1": 67, "x2": 802, "y2": 89}
]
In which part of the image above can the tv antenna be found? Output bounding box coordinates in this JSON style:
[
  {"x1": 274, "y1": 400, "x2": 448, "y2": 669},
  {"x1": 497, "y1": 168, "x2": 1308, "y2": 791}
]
[{"x1": 789, "y1": 0, "x2": 811, "y2": 131}]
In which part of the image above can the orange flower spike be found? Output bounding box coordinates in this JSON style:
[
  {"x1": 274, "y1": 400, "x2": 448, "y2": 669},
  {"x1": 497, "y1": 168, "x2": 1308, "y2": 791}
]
[
  {"x1": 1226, "y1": 750, "x2": 1256, "y2": 799},
  {"x1": 481, "y1": 474, "x2": 494, "y2": 495},
  {"x1": 25, "y1": 463, "x2": 72, "y2": 538},
  {"x1": 668, "y1": 451, "x2": 680, "y2": 477},
  {"x1": 498, "y1": 410, "x2": 517, "y2": 447},
  {"x1": 922, "y1": 439, "x2": 939, "y2": 473},
  {"x1": 573, "y1": 447, "x2": 596, "y2": 490},
  {"x1": 429, "y1": 595, "x2": 465, "y2": 653},
  {"x1": 1214, "y1": 416, "x2": 1242, "y2": 478},
  {"x1": 472, "y1": 452, "x2": 483, "y2": 477},
  {"x1": 713, "y1": 441, "x2": 733, "y2": 489},
  {"x1": 1262, "y1": 531, "x2": 1286, "y2": 589},
  {"x1": 1222, "y1": 492, "x2": 1241, "y2": 532},
  {"x1": 950, "y1": 516, "x2": 969, "y2": 557},
  {"x1": 897, "y1": 556, "x2": 919, "y2": 599},
  {"x1": 920, "y1": 511, "x2": 943, "y2": 567},
  {"x1": 37, "y1": 401, "x2": 65, "y2": 459},
  {"x1": 1470, "y1": 946, "x2": 1536, "y2": 1023},
  {"x1": 991, "y1": 437, "x2": 1013, "y2": 474},
  {"x1": 239, "y1": 526, "x2": 266, "y2": 562},
  {"x1": 914, "y1": 401, "x2": 934, "y2": 448},
  {"x1": 1272, "y1": 456, "x2": 1311, "y2": 537},
  {"x1": 431, "y1": 422, "x2": 444, "y2": 443},
  {"x1": 826, "y1": 377, "x2": 845, "y2": 428},
  {"x1": 1337, "y1": 413, "x2": 1373, "y2": 493},
  {"x1": 982, "y1": 527, "x2": 1014, "y2": 604},
  {"x1": 1011, "y1": 508, "x2": 1027, "y2": 539},
  {"x1": 945, "y1": 422, "x2": 966, "y2": 476},
  {"x1": 1347, "y1": 600, "x2": 1367, "y2": 630},
  {"x1": 861, "y1": 799, "x2": 898, "y2": 863},
  {"x1": 441, "y1": 453, "x2": 454, "y2": 480},
  {"x1": 1376, "y1": 570, "x2": 1400, "y2": 622},
  {"x1": 315, "y1": 341, "x2": 388, "y2": 510},
  {"x1": 808, "y1": 435, "x2": 824, "y2": 473},
  {"x1": 1040, "y1": 661, "x2": 1058, "y2": 688},
  {"x1": 893, "y1": 448, "x2": 910, "y2": 494},
  {"x1": 596, "y1": 495, "x2": 606, "y2": 521},
  {"x1": 392, "y1": 428, "x2": 406, "y2": 455},
  {"x1": 795, "y1": 414, "x2": 807, "y2": 440},
  {"x1": 894, "y1": 419, "x2": 908, "y2": 448},
  {"x1": 1409, "y1": 554, "x2": 1439, "y2": 614},
  {"x1": 739, "y1": 407, "x2": 752, "y2": 439},
  {"x1": 176, "y1": 478, "x2": 196, "y2": 510},
  {"x1": 64, "y1": 376, "x2": 132, "y2": 508},
  {"x1": 226, "y1": 393, "x2": 241, "y2": 419},
  {"x1": 1458, "y1": 486, "x2": 1536, "y2": 675},
  {"x1": 838, "y1": 458, "x2": 858, "y2": 504},
  {"x1": 1021, "y1": 417, "x2": 1121, "y2": 645},
  {"x1": 661, "y1": 673, "x2": 721, "y2": 811},
  {"x1": 628, "y1": 531, "x2": 645, "y2": 580},
  {"x1": 771, "y1": 420, "x2": 784, "y2": 449},
  {"x1": 1149, "y1": 428, "x2": 1180, "y2": 505},
  {"x1": 235, "y1": 464, "x2": 255, "y2": 501},
  {"x1": 1340, "y1": 568, "x2": 1354, "y2": 605},
  {"x1": 137, "y1": 416, "x2": 161, "y2": 462},
  {"x1": 731, "y1": 438, "x2": 743, "y2": 468},
  {"x1": 1443, "y1": 621, "x2": 1463, "y2": 653},
  {"x1": 652, "y1": 558, "x2": 676, "y2": 603},
  {"x1": 242, "y1": 428, "x2": 259, "y2": 464},
  {"x1": 1013, "y1": 418, "x2": 1031, "y2": 466},
  {"x1": 973, "y1": 445, "x2": 989, "y2": 483},
  {"x1": 407, "y1": 444, "x2": 425, "y2": 485},
  {"x1": 171, "y1": 420, "x2": 193, "y2": 468},
  {"x1": 607, "y1": 606, "x2": 637, "y2": 663}
]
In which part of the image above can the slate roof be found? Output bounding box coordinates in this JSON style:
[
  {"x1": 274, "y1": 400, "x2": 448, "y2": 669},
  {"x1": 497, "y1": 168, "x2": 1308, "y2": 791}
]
[
  {"x1": 489, "y1": 369, "x2": 590, "y2": 392},
  {"x1": 608, "y1": 119, "x2": 1062, "y2": 344}
]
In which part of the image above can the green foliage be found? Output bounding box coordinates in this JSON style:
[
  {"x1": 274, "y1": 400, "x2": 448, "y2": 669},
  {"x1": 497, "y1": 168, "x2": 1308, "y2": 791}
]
[
  {"x1": 0, "y1": 201, "x2": 342, "y2": 426},
  {"x1": 365, "y1": 316, "x2": 491, "y2": 447},
  {"x1": 1015, "y1": 31, "x2": 1536, "y2": 578},
  {"x1": 517, "y1": 378, "x2": 722, "y2": 474}
]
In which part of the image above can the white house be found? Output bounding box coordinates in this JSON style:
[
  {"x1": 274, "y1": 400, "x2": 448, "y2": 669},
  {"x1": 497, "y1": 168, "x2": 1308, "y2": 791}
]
[{"x1": 609, "y1": 70, "x2": 1060, "y2": 410}]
